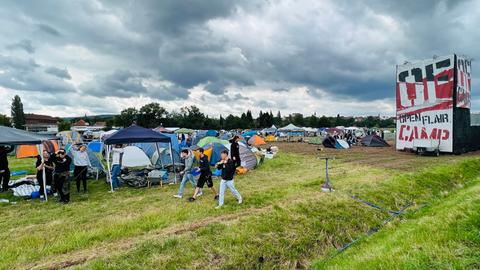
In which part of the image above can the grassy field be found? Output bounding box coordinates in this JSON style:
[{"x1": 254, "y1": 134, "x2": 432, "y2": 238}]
[{"x1": 0, "y1": 143, "x2": 479, "y2": 269}]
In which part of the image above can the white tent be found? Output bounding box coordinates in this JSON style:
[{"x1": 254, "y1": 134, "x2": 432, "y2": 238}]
[
  {"x1": 278, "y1": 123, "x2": 304, "y2": 132},
  {"x1": 122, "y1": 146, "x2": 152, "y2": 168}
]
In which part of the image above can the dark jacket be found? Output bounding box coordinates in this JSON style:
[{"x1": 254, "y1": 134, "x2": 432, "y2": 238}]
[
  {"x1": 216, "y1": 158, "x2": 235, "y2": 180},
  {"x1": 36, "y1": 156, "x2": 54, "y2": 181},
  {"x1": 51, "y1": 154, "x2": 72, "y2": 174},
  {"x1": 199, "y1": 155, "x2": 210, "y2": 174},
  {"x1": 0, "y1": 145, "x2": 14, "y2": 170},
  {"x1": 230, "y1": 141, "x2": 240, "y2": 160}
]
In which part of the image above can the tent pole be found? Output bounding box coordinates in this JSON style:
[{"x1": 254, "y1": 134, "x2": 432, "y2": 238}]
[
  {"x1": 38, "y1": 144, "x2": 48, "y2": 202},
  {"x1": 154, "y1": 143, "x2": 164, "y2": 169},
  {"x1": 106, "y1": 145, "x2": 113, "y2": 192},
  {"x1": 169, "y1": 142, "x2": 177, "y2": 184}
]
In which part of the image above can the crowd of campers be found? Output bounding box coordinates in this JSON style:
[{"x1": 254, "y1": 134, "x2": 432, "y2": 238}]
[
  {"x1": 0, "y1": 125, "x2": 278, "y2": 208},
  {"x1": 0, "y1": 122, "x2": 393, "y2": 206}
]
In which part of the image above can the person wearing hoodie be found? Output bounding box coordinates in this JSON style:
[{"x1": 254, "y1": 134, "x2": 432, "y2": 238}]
[
  {"x1": 51, "y1": 149, "x2": 72, "y2": 204},
  {"x1": 69, "y1": 144, "x2": 91, "y2": 193},
  {"x1": 174, "y1": 149, "x2": 196, "y2": 198},
  {"x1": 0, "y1": 145, "x2": 14, "y2": 192},
  {"x1": 189, "y1": 148, "x2": 218, "y2": 202},
  {"x1": 215, "y1": 149, "x2": 242, "y2": 209},
  {"x1": 229, "y1": 135, "x2": 241, "y2": 168}
]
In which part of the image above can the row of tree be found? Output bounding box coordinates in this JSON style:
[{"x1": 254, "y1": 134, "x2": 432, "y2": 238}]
[
  {"x1": 1, "y1": 99, "x2": 395, "y2": 130},
  {"x1": 108, "y1": 102, "x2": 395, "y2": 129}
]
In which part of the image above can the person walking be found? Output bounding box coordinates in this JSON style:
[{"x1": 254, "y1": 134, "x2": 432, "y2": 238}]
[
  {"x1": 36, "y1": 150, "x2": 54, "y2": 200},
  {"x1": 70, "y1": 144, "x2": 91, "y2": 193},
  {"x1": 174, "y1": 149, "x2": 196, "y2": 198},
  {"x1": 189, "y1": 148, "x2": 218, "y2": 202},
  {"x1": 0, "y1": 145, "x2": 14, "y2": 192},
  {"x1": 111, "y1": 144, "x2": 124, "y2": 190},
  {"x1": 229, "y1": 135, "x2": 241, "y2": 168},
  {"x1": 51, "y1": 149, "x2": 72, "y2": 204},
  {"x1": 215, "y1": 150, "x2": 242, "y2": 209}
]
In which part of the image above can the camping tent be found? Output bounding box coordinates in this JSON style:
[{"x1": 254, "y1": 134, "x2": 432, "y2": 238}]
[
  {"x1": 242, "y1": 130, "x2": 257, "y2": 138},
  {"x1": 205, "y1": 142, "x2": 228, "y2": 165},
  {"x1": 206, "y1": 130, "x2": 218, "y2": 137},
  {"x1": 262, "y1": 125, "x2": 277, "y2": 134},
  {"x1": 226, "y1": 142, "x2": 258, "y2": 170},
  {"x1": 122, "y1": 146, "x2": 152, "y2": 167},
  {"x1": 278, "y1": 124, "x2": 304, "y2": 132},
  {"x1": 57, "y1": 131, "x2": 82, "y2": 146},
  {"x1": 362, "y1": 135, "x2": 390, "y2": 147},
  {"x1": 248, "y1": 135, "x2": 266, "y2": 146},
  {"x1": 174, "y1": 128, "x2": 194, "y2": 134},
  {"x1": 16, "y1": 140, "x2": 59, "y2": 158},
  {"x1": 322, "y1": 137, "x2": 336, "y2": 148},
  {"x1": 265, "y1": 135, "x2": 277, "y2": 142},
  {"x1": 0, "y1": 126, "x2": 56, "y2": 201},
  {"x1": 335, "y1": 139, "x2": 350, "y2": 149},
  {"x1": 104, "y1": 125, "x2": 175, "y2": 191},
  {"x1": 197, "y1": 137, "x2": 228, "y2": 147}
]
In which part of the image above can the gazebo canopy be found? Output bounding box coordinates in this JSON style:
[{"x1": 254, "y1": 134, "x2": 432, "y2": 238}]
[
  {"x1": 0, "y1": 126, "x2": 55, "y2": 145},
  {"x1": 104, "y1": 125, "x2": 171, "y2": 145}
]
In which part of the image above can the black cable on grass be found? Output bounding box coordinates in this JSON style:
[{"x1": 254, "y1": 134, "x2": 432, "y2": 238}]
[
  {"x1": 348, "y1": 194, "x2": 401, "y2": 215},
  {"x1": 326, "y1": 202, "x2": 414, "y2": 261}
]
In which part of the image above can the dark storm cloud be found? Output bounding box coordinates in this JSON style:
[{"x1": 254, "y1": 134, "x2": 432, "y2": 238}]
[
  {"x1": 37, "y1": 23, "x2": 61, "y2": 36},
  {"x1": 0, "y1": 0, "x2": 479, "y2": 115},
  {"x1": 81, "y1": 70, "x2": 149, "y2": 98},
  {"x1": 6, "y1": 39, "x2": 35, "y2": 54},
  {"x1": 45, "y1": 66, "x2": 71, "y2": 80}
]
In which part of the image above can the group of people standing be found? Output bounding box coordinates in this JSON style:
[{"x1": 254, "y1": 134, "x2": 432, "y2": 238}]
[
  {"x1": 173, "y1": 135, "x2": 243, "y2": 209},
  {"x1": 0, "y1": 144, "x2": 92, "y2": 204},
  {"x1": 36, "y1": 144, "x2": 92, "y2": 203}
]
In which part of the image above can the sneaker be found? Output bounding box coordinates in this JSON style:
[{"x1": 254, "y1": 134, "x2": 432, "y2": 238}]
[
  {"x1": 173, "y1": 194, "x2": 183, "y2": 199},
  {"x1": 238, "y1": 198, "x2": 243, "y2": 204},
  {"x1": 214, "y1": 195, "x2": 219, "y2": 200},
  {"x1": 53, "y1": 193, "x2": 58, "y2": 197},
  {"x1": 197, "y1": 191, "x2": 203, "y2": 197},
  {"x1": 215, "y1": 205, "x2": 222, "y2": 209}
]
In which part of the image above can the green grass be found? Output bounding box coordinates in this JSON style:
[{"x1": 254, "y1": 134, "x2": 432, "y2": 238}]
[{"x1": 0, "y1": 149, "x2": 479, "y2": 269}]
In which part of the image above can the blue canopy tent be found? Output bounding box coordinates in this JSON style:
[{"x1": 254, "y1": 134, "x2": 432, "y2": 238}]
[{"x1": 104, "y1": 125, "x2": 176, "y2": 192}]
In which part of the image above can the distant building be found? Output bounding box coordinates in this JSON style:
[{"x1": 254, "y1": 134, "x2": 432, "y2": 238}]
[
  {"x1": 24, "y1": 113, "x2": 58, "y2": 133},
  {"x1": 71, "y1": 119, "x2": 89, "y2": 132},
  {"x1": 71, "y1": 120, "x2": 106, "y2": 132}
]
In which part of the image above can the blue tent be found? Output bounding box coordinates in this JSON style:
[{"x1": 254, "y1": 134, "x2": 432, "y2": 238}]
[
  {"x1": 206, "y1": 130, "x2": 218, "y2": 137},
  {"x1": 203, "y1": 142, "x2": 228, "y2": 165},
  {"x1": 88, "y1": 141, "x2": 103, "y2": 152},
  {"x1": 242, "y1": 130, "x2": 257, "y2": 138},
  {"x1": 135, "y1": 133, "x2": 181, "y2": 166},
  {"x1": 193, "y1": 130, "x2": 207, "y2": 145}
]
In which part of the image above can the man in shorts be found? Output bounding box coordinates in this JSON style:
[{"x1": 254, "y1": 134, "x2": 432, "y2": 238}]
[{"x1": 189, "y1": 148, "x2": 218, "y2": 202}]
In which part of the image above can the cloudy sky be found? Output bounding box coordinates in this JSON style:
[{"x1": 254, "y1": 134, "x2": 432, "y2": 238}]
[{"x1": 0, "y1": 0, "x2": 479, "y2": 118}]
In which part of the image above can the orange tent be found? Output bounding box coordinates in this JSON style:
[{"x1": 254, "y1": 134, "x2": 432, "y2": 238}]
[
  {"x1": 16, "y1": 140, "x2": 59, "y2": 158},
  {"x1": 248, "y1": 135, "x2": 266, "y2": 146}
]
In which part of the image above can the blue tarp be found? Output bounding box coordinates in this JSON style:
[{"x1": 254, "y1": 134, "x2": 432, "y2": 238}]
[
  {"x1": 88, "y1": 141, "x2": 103, "y2": 152},
  {"x1": 104, "y1": 125, "x2": 171, "y2": 145}
]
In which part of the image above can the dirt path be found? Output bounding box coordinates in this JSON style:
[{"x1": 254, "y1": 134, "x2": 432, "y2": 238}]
[
  {"x1": 27, "y1": 190, "x2": 327, "y2": 270},
  {"x1": 275, "y1": 141, "x2": 480, "y2": 171},
  {"x1": 27, "y1": 207, "x2": 272, "y2": 270}
]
